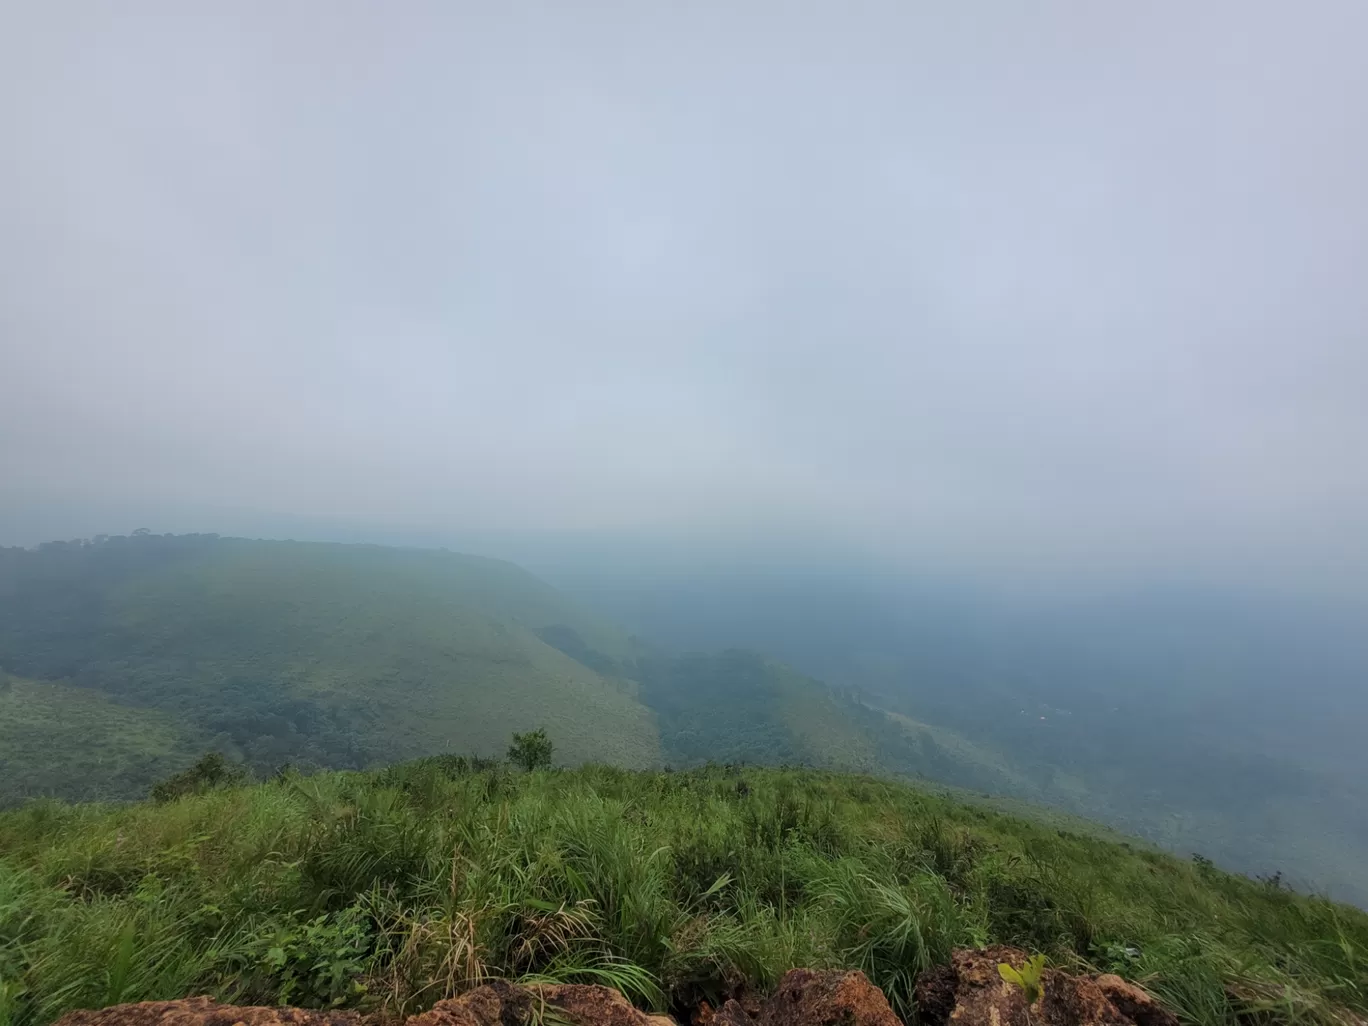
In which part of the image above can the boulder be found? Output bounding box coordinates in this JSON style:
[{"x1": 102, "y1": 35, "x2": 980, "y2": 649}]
[
  {"x1": 914, "y1": 948, "x2": 1178, "y2": 1026},
  {"x1": 409, "y1": 981, "x2": 664, "y2": 1026},
  {"x1": 52, "y1": 996, "x2": 367, "y2": 1026},
  {"x1": 708, "y1": 1001, "x2": 756, "y2": 1026},
  {"x1": 755, "y1": 970, "x2": 902, "y2": 1026}
]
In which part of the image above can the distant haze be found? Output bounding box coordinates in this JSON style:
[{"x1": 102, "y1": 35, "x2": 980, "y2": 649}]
[{"x1": 3, "y1": 3, "x2": 1367, "y2": 593}]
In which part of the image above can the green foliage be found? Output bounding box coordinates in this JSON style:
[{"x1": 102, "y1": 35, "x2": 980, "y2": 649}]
[
  {"x1": 0, "y1": 534, "x2": 658, "y2": 804},
  {"x1": 0, "y1": 763, "x2": 1364, "y2": 1026},
  {"x1": 508, "y1": 730, "x2": 555, "y2": 772},
  {"x1": 150, "y1": 753, "x2": 246, "y2": 803},
  {"x1": 998, "y1": 953, "x2": 1047, "y2": 1006},
  {"x1": 240, "y1": 906, "x2": 373, "y2": 1007}
]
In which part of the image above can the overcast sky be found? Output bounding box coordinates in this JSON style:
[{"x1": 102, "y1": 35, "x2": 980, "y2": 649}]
[{"x1": 2, "y1": 2, "x2": 1366, "y2": 586}]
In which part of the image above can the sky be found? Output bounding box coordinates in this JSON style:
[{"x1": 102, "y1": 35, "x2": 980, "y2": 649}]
[{"x1": 3, "y1": 2, "x2": 1367, "y2": 590}]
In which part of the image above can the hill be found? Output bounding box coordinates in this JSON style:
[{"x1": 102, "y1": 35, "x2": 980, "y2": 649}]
[
  {"x1": 6, "y1": 532, "x2": 1361, "y2": 907},
  {"x1": 0, "y1": 760, "x2": 1364, "y2": 1026},
  {"x1": 0, "y1": 535, "x2": 1040, "y2": 811},
  {"x1": 0, "y1": 533, "x2": 660, "y2": 800},
  {"x1": 546, "y1": 569, "x2": 1368, "y2": 906}
]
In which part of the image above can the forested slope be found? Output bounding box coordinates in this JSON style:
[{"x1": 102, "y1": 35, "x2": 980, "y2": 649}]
[{"x1": 0, "y1": 534, "x2": 659, "y2": 799}]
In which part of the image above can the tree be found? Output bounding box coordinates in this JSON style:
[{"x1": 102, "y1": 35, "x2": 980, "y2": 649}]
[
  {"x1": 507, "y1": 728, "x2": 554, "y2": 771},
  {"x1": 149, "y1": 751, "x2": 245, "y2": 802}
]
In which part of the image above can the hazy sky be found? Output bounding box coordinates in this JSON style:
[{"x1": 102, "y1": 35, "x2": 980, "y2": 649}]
[{"x1": 3, "y1": 2, "x2": 1366, "y2": 585}]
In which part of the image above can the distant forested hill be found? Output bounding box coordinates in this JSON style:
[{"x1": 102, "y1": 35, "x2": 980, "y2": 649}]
[
  {"x1": 543, "y1": 566, "x2": 1368, "y2": 906},
  {"x1": 0, "y1": 534, "x2": 1015, "y2": 812},
  {"x1": 0, "y1": 533, "x2": 660, "y2": 798}
]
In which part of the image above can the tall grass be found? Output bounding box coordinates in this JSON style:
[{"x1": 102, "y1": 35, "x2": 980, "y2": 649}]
[{"x1": 1, "y1": 762, "x2": 1365, "y2": 1026}]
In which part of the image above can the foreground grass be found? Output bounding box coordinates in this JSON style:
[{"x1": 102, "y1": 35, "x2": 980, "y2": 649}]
[{"x1": 0, "y1": 763, "x2": 1364, "y2": 1026}]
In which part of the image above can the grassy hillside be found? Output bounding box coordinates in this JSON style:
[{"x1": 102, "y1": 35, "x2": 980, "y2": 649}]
[
  {"x1": 0, "y1": 535, "x2": 659, "y2": 801},
  {"x1": 0, "y1": 761, "x2": 1364, "y2": 1026},
  {"x1": 0, "y1": 677, "x2": 204, "y2": 803},
  {"x1": 548, "y1": 573, "x2": 1368, "y2": 906},
  {"x1": 0, "y1": 535, "x2": 1064, "y2": 814},
  {"x1": 6, "y1": 533, "x2": 1355, "y2": 907},
  {"x1": 636, "y1": 651, "x2": 1053, "y2": 799}
]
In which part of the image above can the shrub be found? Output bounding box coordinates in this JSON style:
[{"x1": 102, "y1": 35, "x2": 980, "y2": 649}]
[
  {"x1": 508, "y1": 729, "x2": 554, "y2": 772},
  {"x1": 149, "y1": 753, "x2": 245, "y2": 802}
]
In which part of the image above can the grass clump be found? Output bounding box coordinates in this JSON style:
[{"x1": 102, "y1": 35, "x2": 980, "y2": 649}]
[{"x1": 0, "y1": 761, "x2": 1364, "y2": 1026}]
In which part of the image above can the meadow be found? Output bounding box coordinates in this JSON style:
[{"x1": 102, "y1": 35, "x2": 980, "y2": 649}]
[{"x1": 1, "y1": 759, "x2": 1364, "y2": 1026}]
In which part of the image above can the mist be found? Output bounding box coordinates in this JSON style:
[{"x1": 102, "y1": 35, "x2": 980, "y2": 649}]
[{"x1": 3, "y1": 1, "x2": 1367, "y2": 597}]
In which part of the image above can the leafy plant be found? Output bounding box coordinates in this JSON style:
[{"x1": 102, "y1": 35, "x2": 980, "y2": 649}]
[
  {"x1": 999, "y1": 953, "x2": 1047, "y2": 1006},
  {"x1": 244, "y1": 906, "x2": 374, "y2": 1007}
]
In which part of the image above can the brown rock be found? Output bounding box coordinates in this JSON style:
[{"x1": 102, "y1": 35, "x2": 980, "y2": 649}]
[
  {"x1": 757, "y1": 970, "x2": 902, "y2": 1026},
  {"x1": 1093, "y1": 976, "x2": 1177, "y2": 1026},
  {"x1": 709, "y1": 1000, "x2": 756, "y2": 1026},
  {"x1": 409, "y1": 982, "x2": 658, "y2": 1026},
  {"x1": 52, "y1": 996, "x2": 367, "y2": 1026},
  {"x1": 914, "y1": 949, "x2": 1178, "y2": 1026}
]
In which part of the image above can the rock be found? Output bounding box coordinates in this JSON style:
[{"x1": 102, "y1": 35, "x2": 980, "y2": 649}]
[
  {"x1": 50, "y1": 969, "x2": 904, "y2": 1026},
  {"x1": 52, "y1": 996, "x2": 367, "y2": 1026},
  {"x1": 1093, "y1": 976, "x2": 1178, "y2": 1026},
  {"x1": 757, "y1": 970, "x2": 902, "y2": 1026},
  {"x1": 409, "y1": 981, "x2": 660, "y2": 1026},
  {"x1": 709, "y1": 1000, "x2": 756, "y2": 1026},
  {"x1": 914, "y1": 948, "x2": 1179, "y2": 1026}
]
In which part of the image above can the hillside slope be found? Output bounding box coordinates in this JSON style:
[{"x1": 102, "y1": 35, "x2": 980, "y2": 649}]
[
  {"x1": 0, "y1": 535, "x2": 1039, "y2": 810},
  {"x1": 1, "y1": 762, "x2": 1364, "y2": 1026},
  {"x1": 9, "y1": 533, "x2": 1348, "y2": 906},
  {"x1": 0, "y1": 534, "x2": 659, "y2": 800}
]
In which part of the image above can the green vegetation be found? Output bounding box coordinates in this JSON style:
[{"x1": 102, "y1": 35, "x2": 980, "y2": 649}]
[
  {"x1": 0, "y1": 677, "x2": 203, "y2": 804},
  {"x1": 0, "y1": 536, "x2": 1056, "y2": 816},
  {"x1": 507, "y1": 729, "x2": 555, "y2": 772},
  {"x1": 999, "y1": 954, "x2": 1047, "y2": 1006},
  {"x1": 1, "y1": 757, "x2": 1365, "y2": 1026},
  {"x1": 149, "y1": 753, "x2": 248, "y2": 803},
  {"x1": 0, "y1": 534, "x2": 659, "y2": 803},
  {"x1": 3, "y1": 533, "x2": 1364, "y2": 909}
]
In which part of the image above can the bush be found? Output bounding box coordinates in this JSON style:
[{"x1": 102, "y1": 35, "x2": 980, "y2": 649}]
[
  {"x1": 149, "y1": 753, "x2": 246, "y2": 802},
  {"x1": 507, "y1": 729, "x2": 554, "y2": 772}
]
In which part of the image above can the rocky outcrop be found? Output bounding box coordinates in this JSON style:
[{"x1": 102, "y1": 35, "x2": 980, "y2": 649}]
[
  {"x1": 915, "y1": 948, "x2": 1178, "y2": 1026},
  {"x1": 53, "y1": 985, "x2": 666, "y2": 1026},
  {"x1": 50, "y1": 995, "x2": 368, "y2": 1026},
  {"x1": 54, "y1": 958, "x2": 1176, "y2": 1026},
  {"x1": 410, "y1": 981, "x2": 661, "y2": 1026},
  {"x1": 757, "y1": 970, "x2": 902, "y2": 1026}
]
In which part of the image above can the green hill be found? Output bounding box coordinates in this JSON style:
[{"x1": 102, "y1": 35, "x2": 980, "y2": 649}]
[
  {"x1": 0, "y1": 760, "x2": 1364, "y2": 1026},
  {"x1": 8, "y1": 532, "x2": 1356, "y2": 906},
  {"x1": 0, "y1": 534, "x2": 660, "y2": 801},
  {"x1": 0, "y1": 534, "x2": 1048, "y2": 810}
]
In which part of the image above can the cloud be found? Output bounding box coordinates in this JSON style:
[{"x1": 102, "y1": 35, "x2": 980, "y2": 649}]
[{"x1": 2, "y1": 1, "x2": 1366, "y2": 587}]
